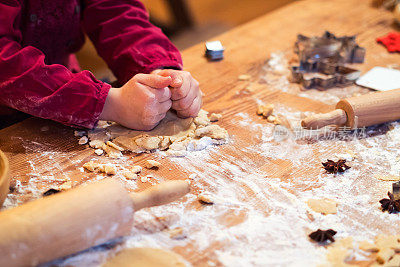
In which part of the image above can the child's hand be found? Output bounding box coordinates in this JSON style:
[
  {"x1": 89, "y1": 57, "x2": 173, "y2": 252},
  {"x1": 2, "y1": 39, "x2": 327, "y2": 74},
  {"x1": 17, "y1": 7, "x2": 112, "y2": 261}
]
[
  {"x1": 152, "y1": 69, "x2": 202, "y2": 118},
  {"x1": 100, "y1": 74, "x2": 172, "y2": 130}
]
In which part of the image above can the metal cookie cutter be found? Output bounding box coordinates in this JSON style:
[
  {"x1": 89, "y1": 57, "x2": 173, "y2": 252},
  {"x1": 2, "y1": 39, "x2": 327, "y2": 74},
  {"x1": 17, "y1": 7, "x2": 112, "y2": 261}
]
[
  {"x1": 291, "y1": 62, "x2": 361, "y2": 90},
  {"x1": 291, "y1": 31, "x2": 365, "y2": 90},
  {"x1": 205, "y1": 41, "x2": 224, "y2": 61},
  {"x1": 393, "y1": 181, "x2": 400, "y2": 200}
]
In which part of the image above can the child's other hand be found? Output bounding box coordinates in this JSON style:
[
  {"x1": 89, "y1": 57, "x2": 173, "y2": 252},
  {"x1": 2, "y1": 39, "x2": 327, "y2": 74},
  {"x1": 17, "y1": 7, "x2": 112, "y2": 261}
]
[
  {"x1": 152, "y1": 69, "x2": 202, "y2": 118},
  {"x1": 100, "y1": 74, "x2": 172, "y2": 130}
]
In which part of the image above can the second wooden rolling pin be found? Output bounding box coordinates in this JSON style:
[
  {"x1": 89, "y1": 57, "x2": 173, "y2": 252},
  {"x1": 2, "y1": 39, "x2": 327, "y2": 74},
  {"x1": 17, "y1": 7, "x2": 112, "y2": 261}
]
[
  {"x1": 0, "y1": 178, "x2": 190, "y2": 267},
  {"x1": 302, "y1": 88, "x2": 400, "y2": 129}
]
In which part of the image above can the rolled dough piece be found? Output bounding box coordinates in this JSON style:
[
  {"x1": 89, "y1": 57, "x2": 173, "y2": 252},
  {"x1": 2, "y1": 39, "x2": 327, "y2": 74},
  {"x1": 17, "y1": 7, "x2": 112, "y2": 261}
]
[
  {"x1": 82, "y1": 110, "x2": 228, "y2": 157},
  {"x1": 111, "y1": 110, "x2": 227, "y2": 155},
  {"x1": 307, "y1": 199, "x2": 338, "y2": 215},
  {"x1": 102, "y1": 247, "x2": 187, "y2": 267}
]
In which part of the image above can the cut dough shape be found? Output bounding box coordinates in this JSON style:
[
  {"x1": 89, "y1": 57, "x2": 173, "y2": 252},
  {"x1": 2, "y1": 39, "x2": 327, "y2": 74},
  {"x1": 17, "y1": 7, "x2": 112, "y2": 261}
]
[
  {"x1": 375, "y1": 235, "x2": 400, "y2": 250},
  {"x1": 325, "y1": 237, "x2": 354, "y2": 267},
  {"x1": 358, "y1": 240, "x2": 378, "y2": 252},
  {"x1": 375, "y1": 175, "x2": 400, "y2": 181},
  {"x1": 307, "y1": 199, "x2": 338, "y2": 215},
  {"x1": 383, "y1": 254, "x2": 400, "y2": 266},
  {"x1": 102, "y1": 247, "x2": 186, "y2": 267},
  {"x1": 376, "y1": 247, "x2": 395, "y2": 264},
  {"x1": 326, "y1": 247, "x2": 352, "y2": 267}
]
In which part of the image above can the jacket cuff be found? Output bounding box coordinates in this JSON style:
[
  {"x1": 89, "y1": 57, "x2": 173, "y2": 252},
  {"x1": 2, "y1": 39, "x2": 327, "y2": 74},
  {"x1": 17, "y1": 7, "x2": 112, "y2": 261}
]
[{"x1": 73, "y1": 81, "x2": 111, "y2": 129}]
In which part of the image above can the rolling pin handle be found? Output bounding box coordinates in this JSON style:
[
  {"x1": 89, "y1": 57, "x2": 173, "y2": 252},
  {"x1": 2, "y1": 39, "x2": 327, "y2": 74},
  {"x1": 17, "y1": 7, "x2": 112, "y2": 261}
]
[
  {"x1": 301, "y1": 109, "x2": 347, "y2": 130},
  {"x1": 130, "y1": 180, "x2": 190, "y2": 211}
]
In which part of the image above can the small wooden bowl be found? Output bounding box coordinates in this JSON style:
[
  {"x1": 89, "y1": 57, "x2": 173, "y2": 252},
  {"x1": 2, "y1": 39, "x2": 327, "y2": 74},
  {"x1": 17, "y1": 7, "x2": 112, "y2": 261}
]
[{"x1": 0, "y1": 150, "x2": 10, "y2": 207}]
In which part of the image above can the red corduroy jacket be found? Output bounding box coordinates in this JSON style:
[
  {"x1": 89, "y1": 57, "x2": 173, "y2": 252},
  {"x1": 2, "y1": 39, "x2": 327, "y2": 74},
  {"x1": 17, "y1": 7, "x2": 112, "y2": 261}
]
[{"x1": 0, "y1": 0, "x2": 183, "y2": 128}]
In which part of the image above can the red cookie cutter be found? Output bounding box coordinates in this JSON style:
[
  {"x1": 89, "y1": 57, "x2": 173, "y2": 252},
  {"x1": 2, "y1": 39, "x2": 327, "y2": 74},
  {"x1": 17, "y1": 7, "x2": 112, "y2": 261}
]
[{"x1": 377, "y1": 32, "x2": 400, "y2": 53}]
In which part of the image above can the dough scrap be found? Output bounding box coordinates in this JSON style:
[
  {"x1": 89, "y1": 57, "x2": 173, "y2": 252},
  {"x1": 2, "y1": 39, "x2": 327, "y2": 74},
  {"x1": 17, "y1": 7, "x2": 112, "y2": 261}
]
[
  {"x1": 102, "y1": 247, "x2": 186, "y2": 267},
  {"x1": 307, "y1": 199, "x2": 338, "y2": 215},
  {"x1": 141, "y1": 175, "x2": 152, "y2": 183},
  {"x1": 83, "y1": 161, "x2": 116, "y2": 175},
  {"x1": 209, "y1": 113, "x2": 222, "y2": 122},
  {"x1": 89, "y1": 140, "x2": 105, "y2": 149},
  {"x1": 193, "y1": 109, "x2": 210, "y2": 126},
  {"x1": 122, "y1": 171, "x2": 137, "y2": 180},
  {"x1": 102, "y1": 143, "x2": 123, "y2": 159},
  {"x1": 106, "y1": 141, "x2": 124, "y2": 151},
  {"x1": 195, "y1": 125, "x2": 228, "y2": 140},
  {"x1": 198, "y1": 194, "x2": 214, "y2": 205},
  {"x1": 238, "y1": 74, "x2": 251, "y2": 81},
  {"x1": 82, "y1": 110, "x2": 227, "y2": 157},
  {"x1": 88, "y1": 128, "x2": 111, "y2": 143},
  {"x1": 256, "y1": 104, "x2": 274, "y2": 117},
  {"x1": 167, "y1": 227, "x2": 186, "y2": 239},
  {"x1": 83, "y1": 161, "x2": 99, "y2": 172},
  {"x1": 98, "y1": 164, "x2": 116, "y2": 175},
  {"x1": 78, "y1": 136, "x2": 88, "y2": 145},
  {"x1": 145, "y1": 160, "x2": 161, "y2": 169},
  {"x1": 131, "y1": 166, "x2": 142, "y2": 174},
  {"x1": 94, "y1": 149, "x2": 104, "y2": 156},
  {"x1": 267, "y1": 115, "x2": 276, "y2": 123}
]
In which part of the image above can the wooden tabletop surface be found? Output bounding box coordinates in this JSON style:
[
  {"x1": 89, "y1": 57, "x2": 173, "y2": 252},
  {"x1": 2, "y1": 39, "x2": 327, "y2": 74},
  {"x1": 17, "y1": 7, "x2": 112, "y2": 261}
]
[{"x1": 1, "y1": 0, "x2": 400, "y2": 266}]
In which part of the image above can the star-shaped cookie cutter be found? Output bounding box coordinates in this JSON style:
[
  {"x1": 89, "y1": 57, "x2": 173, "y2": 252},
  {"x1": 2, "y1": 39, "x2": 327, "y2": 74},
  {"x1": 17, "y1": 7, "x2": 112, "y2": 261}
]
[{"x1": 291, "y1": 31, "x2": 365, "y2": 90}]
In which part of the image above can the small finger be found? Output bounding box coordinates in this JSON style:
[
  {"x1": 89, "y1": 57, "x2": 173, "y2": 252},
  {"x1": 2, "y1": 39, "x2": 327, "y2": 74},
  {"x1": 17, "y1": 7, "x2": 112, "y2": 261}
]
[
  {"x1": 158, "y1": 99, "x2": 172, "y2": 114},
  {"x1": 135, "y1": 73, "x2": 172, "y2": 89},
  {"x1": 171, "y1": 75, "x2": 192, "y2": 101},
  {"x1": 150, "y1": 87, "x2": 171, "y2": 103},
  {"x1": 172, "y1": 85, "x2": 198, "y2": 111},
  {"x1": 154, "y1": 69, "x2": 183, "y2": 87},
  {"x1": 176, "y1": 94, "x2": 202, "y2": 118}
]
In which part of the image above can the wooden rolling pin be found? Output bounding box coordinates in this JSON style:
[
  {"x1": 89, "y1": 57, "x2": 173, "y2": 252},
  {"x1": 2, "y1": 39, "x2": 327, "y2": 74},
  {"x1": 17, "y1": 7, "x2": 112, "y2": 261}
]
[
  {"x1": 302, "y1": 88, "x2": 400, "y2": 129},
  {"x1": 0, "y1": 178, "x2": 190, "y2": 267}
]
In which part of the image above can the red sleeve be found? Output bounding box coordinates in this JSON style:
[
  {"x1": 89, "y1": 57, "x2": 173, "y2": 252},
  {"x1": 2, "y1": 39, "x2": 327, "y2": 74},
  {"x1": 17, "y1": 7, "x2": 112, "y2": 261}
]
[
  {"x1": 0, "y1": 0, "x2": 111, "y2": 129},
  {"x1": 82, "y1": 0, "x2": 183, "y2": 85}
]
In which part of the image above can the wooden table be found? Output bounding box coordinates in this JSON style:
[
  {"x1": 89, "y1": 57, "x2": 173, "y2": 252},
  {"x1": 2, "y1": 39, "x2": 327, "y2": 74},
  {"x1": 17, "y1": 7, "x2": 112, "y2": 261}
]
[{"x1": 1, "y1": 0, "x2": 400, "y2": 266}]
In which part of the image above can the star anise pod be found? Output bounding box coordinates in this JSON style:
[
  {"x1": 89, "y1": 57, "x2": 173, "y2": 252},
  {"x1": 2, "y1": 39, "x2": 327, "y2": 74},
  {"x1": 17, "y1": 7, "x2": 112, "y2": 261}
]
[
  {"x1": 380, "y1": 191, "x2": 400, "y2": 214},
  {"x1": 309, "y1": 229, "x2": 337, "y2": 243},
  {"x1": 322, "y1": 159, "x2": 350, "y2": 174}
]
